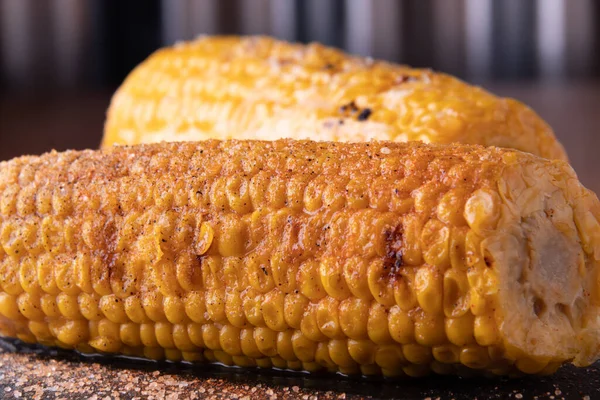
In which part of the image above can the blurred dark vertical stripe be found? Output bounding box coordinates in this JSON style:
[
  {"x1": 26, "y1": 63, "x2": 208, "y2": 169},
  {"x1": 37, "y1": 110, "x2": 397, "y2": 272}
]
[
  {"x1": 432, "y1": 0, "x2": 465, "y2": 77},
  {"x1": 402, "y1": 0, "x2": 434, "y2": 68},
  {"x1": 492, "y1": 0, "x2": 537, "y2": 79},
  {"x1": 99, "y1": 0, "x2": 161, "y2": 86},
  {"x1": 218, "y1": 0, "x2": 241, "y2": 34},
  {"x1": 594, "y1": 1, "x2": 600, "y2": 77}
]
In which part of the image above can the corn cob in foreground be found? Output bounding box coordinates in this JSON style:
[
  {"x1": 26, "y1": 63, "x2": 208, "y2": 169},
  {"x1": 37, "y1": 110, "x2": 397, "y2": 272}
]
[
  {"x1": 103, "y1": 36, "x2": 567, "y2": 161},
  {"x1": 0, "y1": 140, "x2": 598, "y2": 377}
]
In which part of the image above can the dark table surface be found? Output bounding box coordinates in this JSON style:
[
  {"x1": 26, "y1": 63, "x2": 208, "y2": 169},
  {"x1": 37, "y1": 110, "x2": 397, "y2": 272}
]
[
  {"x1": 0, "y1": 83, "x2": 599, "y2": 399},
  {"x1": 0, "y1": 339, "x2": 598, "y2": 400}
]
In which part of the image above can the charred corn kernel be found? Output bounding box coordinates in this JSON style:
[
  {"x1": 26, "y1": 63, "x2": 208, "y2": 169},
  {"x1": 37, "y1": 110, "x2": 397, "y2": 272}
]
[
  {"x1": 0, "y1": 140, "x2": 598, "y2": 377},
  {"x1": 103, "y1": 36, "x2": 567, "y2": 162}
]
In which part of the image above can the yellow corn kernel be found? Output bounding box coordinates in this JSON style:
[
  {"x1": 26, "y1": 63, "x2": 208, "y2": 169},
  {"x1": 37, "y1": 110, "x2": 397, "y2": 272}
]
[
  {"x1": 276, "y1": 330, "x2": 297, "y2": 361},
  {"x1": 420, "y1": 219, "x2": 450, "y2": 269},
  {"x1": 283, "y1": 293, "x2": 308, "y2": 329},
  {"x1": 140, "y1": 323, "x2": 159, "y2": 347},
  {"x1": 433, "y1": 344, "x2": 460, "y2": 364},
  {"x1": 316, "y1": 297, "x2": 343, "y2": 339},
  {"x1": 460, "y1": 344, "x2": 491, "y2": 369},
  {"x1": 300, "y1": 303, "x2": 327, "y2": 342},
  {"x1": 415, "y1": 266, "x2": 442, "y2": 314},
  {"x1": 219, "y1": 325, "x2": 242, "y2": 356},
  {"x1": 254, "y1": 326, "x2": 278, "y2": 357},
  {"x1": 261, "y1": 289, "x2": 287, "y2": 331},
  {"x1": 120, "y1": 323, "x2": 142, "y2": 348},
  {"x1": 320, "y1": 257, "x2": 351, "y2": 300},
  {"x1": 388, "y1": 305, "x2": 414, "y2": 344},
  {"x1": 338, "y1": 297, "x2": 369, "y2": 340},
  {"x1": 403, "y1": 343, "x2": 433, "y2": 365},
  {"x1": 414, "y1": 311, "x2": 447, "y2": 347},
  {"x1": 291, "y1": 331, "x2": 317, "y2": 362},
  {"x1": 225, "y1": 290, "x2": 246, "y2": 328},
  {"x1": 367, "y1": 302, "x2": 393, "y2": 344},
  {"x1": 445, "y1": 313, "x2": 475, "y2": 347},
  {"x1": 348, "y1": 339, "x2": 376, "y2": 365},
  {"x1": 298, "y1": 260, "x2": 326, "y2": 301},
  {"x1": 163, "y1": 295, "x2": 189, "y2": 324},
  {"x1": 16, "y1": 292, "x2": 45, "y2": 321},
  {"x1": 343, "y1": 257, "x2": 373, "y2": 300},
  {"x1": 474, "y1": 315, "x2": 499, "y2": 346},
  {"x1": 172, "y1": 323, "x2": 197, "y2": 351}
]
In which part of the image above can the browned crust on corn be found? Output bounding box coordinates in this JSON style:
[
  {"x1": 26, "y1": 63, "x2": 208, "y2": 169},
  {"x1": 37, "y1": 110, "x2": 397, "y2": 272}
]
[{"x1": 0, "y1": 140, "x2": 597, "y2": 377}]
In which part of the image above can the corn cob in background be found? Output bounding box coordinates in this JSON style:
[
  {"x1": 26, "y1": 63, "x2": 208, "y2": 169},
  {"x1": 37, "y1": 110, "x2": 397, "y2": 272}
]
[
  {"x1": 103, "y1": 36, "x2": 567, "y2": 161},
  {"x1": 0, "y1": 139, "x2": 598, "y2": 377}
]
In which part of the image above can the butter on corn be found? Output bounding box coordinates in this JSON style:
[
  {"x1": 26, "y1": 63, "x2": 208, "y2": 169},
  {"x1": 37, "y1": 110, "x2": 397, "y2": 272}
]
[
  {"x1": 103, "y1": 36, "x2": 567, "y2": 161},
  {"x1": 0, "y1": 139, "x2": 598, "y2": 377}
]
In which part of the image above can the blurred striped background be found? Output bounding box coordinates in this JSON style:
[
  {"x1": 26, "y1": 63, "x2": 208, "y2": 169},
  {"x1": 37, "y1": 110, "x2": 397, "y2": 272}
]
[{"x1": 1, "y1": 0, "x2": 599, "y2": 91}]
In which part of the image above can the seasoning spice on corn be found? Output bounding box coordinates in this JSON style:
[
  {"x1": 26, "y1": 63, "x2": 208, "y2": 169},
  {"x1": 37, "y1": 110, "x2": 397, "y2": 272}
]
[
  {"x1": 103, "y1": 36, "x2": 567, "y2": 161},
  {"x1": 0, "y1": 139, "x2": 598, "y2": 377}
]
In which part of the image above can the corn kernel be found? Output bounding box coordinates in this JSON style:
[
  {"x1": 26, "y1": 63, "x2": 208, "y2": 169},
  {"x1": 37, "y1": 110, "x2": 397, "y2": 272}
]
[
  {"x1": 320, "y1": 257, "x2": 351, "y2": 300},
  {"x1": 120, "y1": 323, "x2": 142, "y2": 347},
  {"x1": 262, "y1": 289, "x2": 287, "y2": 331},
  {"x1": 283, "y1": 293, "x2": 308, "y2": 329},
  {"x1": 415, "y1": 266, "x2": 442, "y2": 314},
  {"x1": 219, "y1": 325, "x2": 242, "y2": 356},
  {"x1": 254, "y1": 326, "x2": 278, "y2": 357},
  {"x1": 99, "y1": 294, "x2": 128, "y2": 323},
  {"x1": 339, "y1": 297, "x2": 369, "y2": 340},
  {"x1": 367, "y1": 302, "x2": 392, "y2": 344},
  {"x1": 445, "y1": 313, "x2": 475, "y2": 346}
]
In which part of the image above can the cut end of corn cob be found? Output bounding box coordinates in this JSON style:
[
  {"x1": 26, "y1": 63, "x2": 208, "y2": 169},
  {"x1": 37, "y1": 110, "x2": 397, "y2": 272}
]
[
  {"x1": 0, "y1": 140, "x2": 597, "y2": 377},
  {"x1": 102, "y1": 35, "x2": 567, "y2": 161}
]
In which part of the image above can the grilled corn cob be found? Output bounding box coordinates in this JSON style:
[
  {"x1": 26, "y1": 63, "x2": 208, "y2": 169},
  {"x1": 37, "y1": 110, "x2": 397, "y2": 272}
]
[
  {"x1": 103, "y1": 36, "x2": 567, "y2": 160},
  {"x1": 0, "y1": 140, "x2": 598, "y2": 377}
]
